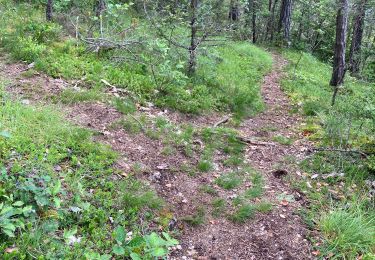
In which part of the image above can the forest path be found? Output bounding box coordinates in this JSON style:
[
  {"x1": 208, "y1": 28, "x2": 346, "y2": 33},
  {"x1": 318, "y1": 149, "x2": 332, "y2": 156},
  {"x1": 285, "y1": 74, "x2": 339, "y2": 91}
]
[
  {"x1": 0, "y1": 52, "x2": 314, "y2": 259},
  {"x1": 168, "y1": 53, "x2": 314, "y2": 259}
]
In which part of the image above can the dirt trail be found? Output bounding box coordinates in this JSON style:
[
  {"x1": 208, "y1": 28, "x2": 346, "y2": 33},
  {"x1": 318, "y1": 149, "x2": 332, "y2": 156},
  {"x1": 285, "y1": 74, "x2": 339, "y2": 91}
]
[
  {"x1": 1, "y1": 53, "x2": 313, "y2": 259},
  {"x1": 164, "y1": 54, "x2": 314, "y2": 260}
]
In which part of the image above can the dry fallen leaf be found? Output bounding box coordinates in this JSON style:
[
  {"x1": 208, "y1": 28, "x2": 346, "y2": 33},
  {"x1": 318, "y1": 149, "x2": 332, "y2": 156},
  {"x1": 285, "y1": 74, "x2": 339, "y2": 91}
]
[
  {"x1": 4, "y1": 247, "x2": 18, "y2": 254},
  {"x1": 312, "y1": 250, "x2": 320, "y2": 256},
  {"x1": 280, "y1": 200, "x2": 289, "y2": 207},
  {"x1": 279, "y1": 214, "x2": 286, "y2": 219}
]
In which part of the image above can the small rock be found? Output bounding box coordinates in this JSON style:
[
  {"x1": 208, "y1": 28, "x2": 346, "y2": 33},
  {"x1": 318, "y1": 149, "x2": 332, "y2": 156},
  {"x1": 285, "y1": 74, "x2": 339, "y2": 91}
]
[
  {"x1": 157, "y1": 164, "x2": 169, "y2": 170},
  {"x1": 279, "y1": 214, "x2": 286, "y2": 219},
  {"x1": 140, "y1": 107, "x2": 151, "y2": 112},
  {"x1": 165, "y1": 183, "x2": 172, "y2": 188},
  {"x1": 228, "y1": 194, "x2": 238, "y2": 199},
  {"x1": 152, "y1": 171, "x2": 161, "y2": 180},
  {"x1": 54, "y1": 165, "x2": 62, "y2": 172},
  {"x1": 21, "y1": 99, "x2": 30, "y2": 105},
  {"x1": 176, "y1": 245, "x2": 182, "y2": 250}
]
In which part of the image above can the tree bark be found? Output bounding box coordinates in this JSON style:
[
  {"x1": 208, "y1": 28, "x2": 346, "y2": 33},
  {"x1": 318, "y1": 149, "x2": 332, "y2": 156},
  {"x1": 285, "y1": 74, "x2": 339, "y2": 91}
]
[
  {"x1": 188, "y1": 0, "x2": 198, "y2": 76},
  {"x1": 348, "y1": 0, "x2": 367, "y2": 76},
  {"x1": 251, "y1": 0, "x2": 257, "y2": 43},
  {"x1": 46, "y1": 0, "x2": 53, "y2": 21},
  {"x1": 278, "y1": 0, "x2": 292, "y2": 44},
  {"x1": 265, "y1": 0, "x2": 273, "y2": 41},
  {"x1": 95, "y1": 0, "x2": 106, "y2": 17},
  {"x1": 269, "y1": 0, "x2": 279, "y2": 41},
  {"x1": 229, "y1": 0, "x2": 240, "y2": 21},
  {"x1": 330, "y1": 0, "x2": 349, "y2": 105}
]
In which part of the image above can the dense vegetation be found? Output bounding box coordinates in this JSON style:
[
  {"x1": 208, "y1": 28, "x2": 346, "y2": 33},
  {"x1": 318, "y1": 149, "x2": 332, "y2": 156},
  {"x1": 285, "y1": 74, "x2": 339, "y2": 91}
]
[
  {"x1": 282, "y1": 51, "x2": 375, "y2": 259},
  {"x1": 0, "y1": 0, "x2": 374, "y2": 259}
]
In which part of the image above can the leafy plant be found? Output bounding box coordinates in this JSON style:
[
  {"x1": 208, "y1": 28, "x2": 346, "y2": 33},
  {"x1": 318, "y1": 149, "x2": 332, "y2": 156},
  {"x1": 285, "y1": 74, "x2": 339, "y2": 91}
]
[
  {"x1": 111, "y1": 226, "x2": 179, "y2": 259},
  {"x1": 0, "y1": 195, "x2": 33, "y2": 237}
]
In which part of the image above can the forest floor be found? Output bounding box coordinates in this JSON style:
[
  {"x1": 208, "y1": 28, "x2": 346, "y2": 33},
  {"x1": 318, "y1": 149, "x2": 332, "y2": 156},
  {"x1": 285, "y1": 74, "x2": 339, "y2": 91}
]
[{"x1": 1, "y1": 53, "x2": 316, "y2": 259}]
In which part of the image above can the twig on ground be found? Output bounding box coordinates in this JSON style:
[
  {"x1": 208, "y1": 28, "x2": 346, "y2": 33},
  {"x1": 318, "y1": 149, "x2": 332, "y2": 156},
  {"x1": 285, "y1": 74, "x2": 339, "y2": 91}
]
[
  {"x1": 311, "y1": 147, "x2": 369, "y2": 157},
  {"x1": 236, "y1": 136, "x2": 276, "y2": 146},
  {"x1": 214, "y1": 116, "x2": 231, "y2": 127}
]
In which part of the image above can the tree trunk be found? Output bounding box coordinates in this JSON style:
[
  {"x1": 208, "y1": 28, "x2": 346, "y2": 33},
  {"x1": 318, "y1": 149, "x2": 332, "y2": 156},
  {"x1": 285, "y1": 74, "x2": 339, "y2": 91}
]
[
  {"x1": 252, "y1": 0, "x2": 257, "y2": 43},
  {"x1": 278, "y1": 0, "x2": 292, "y2": 44},
  {"x1": 46, "y1": 0, "x2": 53, "y2": 21},
  {"x1": 95, "y1": 0, "x2": 106, "y2": 17},
  {"x1": 265, "y1": 0, "x2": 273, "y2": 41},
  {"x1": 348, "y1": 0, "x2": 367, "y2": 76},
  {"x1": 269, "y1": 0, "x2": 279, "y2": 41},
  {"x1": 229, "y1": 0, "x2": 240, "y2": 21},
  {"x1": 330, "y1": 0, "x2": 349, "y2": 105},
  {"x1": 188, "y1": 0, "x2": 198, "y2": 76}
]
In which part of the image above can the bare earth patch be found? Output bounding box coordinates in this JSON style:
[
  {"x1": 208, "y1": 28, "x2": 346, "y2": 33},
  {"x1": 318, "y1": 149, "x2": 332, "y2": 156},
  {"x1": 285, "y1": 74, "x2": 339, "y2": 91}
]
[{"x1": 1, "y1": 53, "x2": 314, "y2": 259}]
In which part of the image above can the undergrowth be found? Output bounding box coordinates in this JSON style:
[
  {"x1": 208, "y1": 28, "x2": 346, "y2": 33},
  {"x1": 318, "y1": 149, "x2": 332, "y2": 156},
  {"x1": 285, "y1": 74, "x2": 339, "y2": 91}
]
[
  {"x1": 0, "y1": 82, "x2": 174, "y2": 258},
  {"x1": 0, "y1": 2, "x2": 272, "y2": 118},
  {"x1": 282, "y1": 50, "x2": 375, "y2": 259}
]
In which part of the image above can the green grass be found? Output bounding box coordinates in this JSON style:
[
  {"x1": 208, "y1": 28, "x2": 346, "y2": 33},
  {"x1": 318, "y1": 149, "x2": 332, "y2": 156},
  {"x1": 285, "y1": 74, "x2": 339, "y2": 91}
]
[
  {"x1": 230, "y1": 204, "x2": 257, "y2": 223},
  {"x1": 0, "y1": 83, "x2": 166, "y2": 258},
  {"x1": 58, "y1": 88, "x2": 103, "y2": 104},
  {"x1": 113, "y1": 97, "x2": 137, "y2": 115},
  {"x1": 0, "y1": 2, "x2": 272, "y2": 117},
  {"x1": 200, "y1": 185, "x2": 218, "y2": 196},
  {"x1": 319, "y1": 206, "x2": 375, "y2": 259},
  {"x1": 198, "y1": 43, "x2": 273, "y2": 118},
  {"x1": 212, "y1": 198, "x2": 226, "y2": 218},
  {"x1": 272, "y1": 135, "x2": 294, "y2": 145},
  {"x1": 282, "y1": 50, "x2": 375, "y2": 258},
  {"x1": 215, "y1": 172, "x2": 243, "y2": 190},
  {"x1": 182, "y1": 207, "x2": 205, "y2": 226}
]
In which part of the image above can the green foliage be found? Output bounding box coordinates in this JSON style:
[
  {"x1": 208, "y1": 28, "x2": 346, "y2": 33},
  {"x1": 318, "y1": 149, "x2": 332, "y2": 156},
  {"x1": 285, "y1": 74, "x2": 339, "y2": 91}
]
[
  {"x1": 319, "y1": 206, "x2": 375, "y2": 259},
  {"x1": 197, "y1": 160, "x2": 212, "y2": 172},
  {"x1": 0, "y1": 86, "x2": 170, "y2": 258},
  {"x1": 0, "y1": 195, "x2": 33, "y2": 238},
  {"x1": 199, "y1": 185, "x2": 218, "y2": 196},
  {"x1": 111, "y1": 226, "x2": 178, "y2": 259},
  {"x1": 230, "y1": 204, "x2": 257, "y2": 223},
  {"x1": 114, "y1": 97, "x2": 137, "y2": 115},
  {"x1": 198, "y1": 43, "x2": 273, "y2": 118},
  {"x1": 182, "y1": 207, "x2": 205, "y2": 226},
  {"x1": 215, "y1": 172, "x2": 242, "y2": 190},
  {"x1": 212, "y1": 198, "x2": 226, "y2": 218},
  {"x1": 283, "y1": 50, "x2": 375, "y2": 259},
  {"x1": 272, "y1": 135, "x2": 294, "y2": 146}
]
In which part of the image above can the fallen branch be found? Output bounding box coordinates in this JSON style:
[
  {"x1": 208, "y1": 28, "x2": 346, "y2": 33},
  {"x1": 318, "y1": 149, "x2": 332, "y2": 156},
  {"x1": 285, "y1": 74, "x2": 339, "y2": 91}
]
[
  {"x1": 100, "y1": 79, "x2": 134, "y2": 97},
  {"x1": 236, "y1": 136, "x2": 276, "y2": 146},
  {"x1": 214, "y1": 116, "x2": 231, "y2": 127},
  {"x1": 311, "y1": 147, "x2": 369, "y2": 157}
]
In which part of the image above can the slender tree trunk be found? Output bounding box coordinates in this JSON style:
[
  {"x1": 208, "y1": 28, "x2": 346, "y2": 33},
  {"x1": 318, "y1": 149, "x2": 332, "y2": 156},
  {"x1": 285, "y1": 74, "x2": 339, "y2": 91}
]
[
  {"x1": 330, "y1": 0, "x2": 349, "y2": 106},
  {"x1": 46, "y1": 0, "x2": 53, "y2": 21},
  {"x1": 188, "y1": 0, "x2": 198, "y2": 76},
  {"x1": 252, "y1": 0, "x2": 257, "y2": 43},
  {"x1": 265, "y1": 0, "x2": 273, "y2": 41},
  {"x1": 278, "y1": 0, "x2": 292, "y2": 44},
  {"x1": 269, "y1": 0, "x2": 279, "y2": 41},
  {"x1": 348, "y1": 0, "x2": 367, "y2": 76},
  {"x1": 229, "y1": 0, "x2": 240, "y2": 21},
  {"x1": 95, "y1": 0, "x2": 106, "y2": 17},
  {"x1": 297, "y1": 9, "x2": 305, "y2": 42}
]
